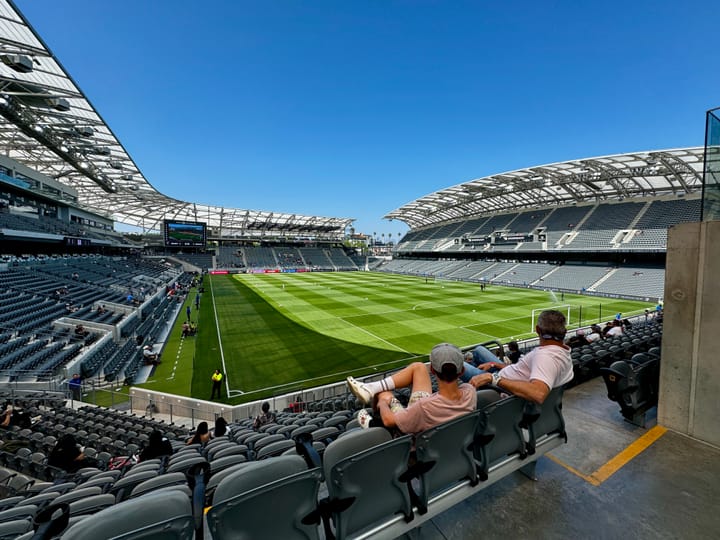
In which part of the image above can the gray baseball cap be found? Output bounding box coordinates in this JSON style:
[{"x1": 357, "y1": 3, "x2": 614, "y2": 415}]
[{"x1": 430, "y1": 343, "x2": 464, "y2": 373}]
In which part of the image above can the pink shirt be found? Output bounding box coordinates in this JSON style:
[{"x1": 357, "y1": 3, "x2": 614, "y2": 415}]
[
  {"x1": 394, "y1": 383, "x2": 477, "y2": 434},
  {"x1": 499, "y1": 343, "x2": 573, "y2": 390}
]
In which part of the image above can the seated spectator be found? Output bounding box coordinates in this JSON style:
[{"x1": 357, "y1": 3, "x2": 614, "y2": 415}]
[
  {"x1": 602, "y1": 322, "x2": 614, "y2": 337},
  {"x1": 607, "y1": 319, "x2": 624, "y2": 337},
  {"x1": 48, "y1": 434, "x2": 91, "y2": 473},
  {"x1": 493, "y1": 345, "x2": 510, "y2": 364},
  {"x1": 288, "y1": 395, "x2": 303, "y2": 413},
  {"x1": 139, "y1": 430, "x2": 173, "y2": 462},
  {"x1": 253, "y1": 402, "x2": 276, "y2": 430},
  {"x1": 506, "y1": 341, "x2": 522, "y2": 364},
  {"x1": 187, "y1": 422, "x2": 210, "y2": 446},
  {"x1": 566, "y1": 329, "x2": 589, "y2": 349},
  {"x1": 143, "y1": 345, "x2": 161, "y2": 366},
  {"x1": 467, "y1": 309, "x2": 574, "y2": 404},
  {"x1": 213, "y1": 417, "x2": 229, "y2": 438},
  {"x1": 74, "y1": 324, "x2": 89, "y2": 337},
  {"x1": 586, "y1": 325, "x2": 603, "y2": 343},
  {"x1": 346, "y1": 343, "x2": 477, "y2": 434},
  {"x1": 468, "y1": 344, "x2": 498, "y2": 366},
  {"x1": 1, "y1": 405, "x2": 32, "y2": 429}
]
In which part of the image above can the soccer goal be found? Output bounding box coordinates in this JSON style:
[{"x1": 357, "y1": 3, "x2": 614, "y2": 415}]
[{"x1": 530, "y1": 305, "x2": 573, "y2": 333}]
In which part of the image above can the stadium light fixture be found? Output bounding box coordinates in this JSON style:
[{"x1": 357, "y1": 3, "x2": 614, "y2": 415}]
[{"x1": 0, "y1": 54, "x2": 33, "y2": 73}]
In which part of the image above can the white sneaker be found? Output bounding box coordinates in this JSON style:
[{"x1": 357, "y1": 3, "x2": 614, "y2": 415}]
[
  {"x1": 346, "y1": 376, "x2": 372, "y2": 405},
  {"x1": 357, "y1": 409, "x2": 372, "y2": 429}
]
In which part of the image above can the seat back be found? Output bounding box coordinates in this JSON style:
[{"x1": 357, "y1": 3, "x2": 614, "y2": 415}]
[
  {"x1": 61, "y1": 489, "x2": 194, "y2": 539},
  {"x1": 475, "y1": 396, "x2": 526, "y2": 479},
  {"x1": 0, "y1": 518, "x2": 32, "y2": 539},
  {"x1": 413, "y1": 410, "x2": 480, "y2": 513},
  {"x1": 207, "y1": 455, "x2": 321, "y2": 540},
  {"x1": 601, "y1": 360, "x2": 634, "y2": 402},
  {"x1": 524, "y1": 387, "x2": 566, "y2": 454},
  {"x1": 323, "y1": 428, "x2": 413, "y2": 539}
]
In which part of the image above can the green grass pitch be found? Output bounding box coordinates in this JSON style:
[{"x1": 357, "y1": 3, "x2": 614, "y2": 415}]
[{"x1": 139, "y1": 272, "x2": 653, "y2": 404}]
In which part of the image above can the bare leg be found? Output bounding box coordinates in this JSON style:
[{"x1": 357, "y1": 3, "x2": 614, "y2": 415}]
[{"x1": 391, "y1": 362, "x2": 432, "y2": 395}]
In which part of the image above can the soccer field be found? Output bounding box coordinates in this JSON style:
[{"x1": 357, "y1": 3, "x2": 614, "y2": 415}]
[{"x1": 140, "y1": 272, "x2": 653, "y2": 404}]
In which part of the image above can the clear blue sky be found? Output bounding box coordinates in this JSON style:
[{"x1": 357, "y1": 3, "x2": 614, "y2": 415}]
[{"x1": 16, "y1": 0, "x2": 720, "y2": 238}]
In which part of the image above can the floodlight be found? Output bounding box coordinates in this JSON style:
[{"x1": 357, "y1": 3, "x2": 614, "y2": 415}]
[{"x1": 0, "y1": 54, "x2": 33, "y2": 73}]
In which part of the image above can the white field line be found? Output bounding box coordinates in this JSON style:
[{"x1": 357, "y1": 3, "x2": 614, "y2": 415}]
[
  {"x1": 225, "y1": 354, "x2": 426, "y2": 396},
  {"x1": 336, "y1": 316, "x2": 409, "y2": 353},
  {"x1": 209, "y1": 276, "x2": 242, "y2": 395}
]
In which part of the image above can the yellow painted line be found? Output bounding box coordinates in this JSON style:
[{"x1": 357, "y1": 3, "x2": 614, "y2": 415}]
[
  {"x1": 548, "y1": 424, "x2": 668, "y2": 486},
  {"x1": 589, "y1": 425, "x2": 667, "y2": 484},
  {"x1": 546, "y1": 453, "x2": 601, "y2": 486}
]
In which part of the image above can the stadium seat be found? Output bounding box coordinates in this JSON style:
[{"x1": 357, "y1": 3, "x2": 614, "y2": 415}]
[
  {"x1": 601, "y1": 359, "x2": 659, "y2": 426},
  {"x1": 0, "y1": 504, "x2": 37, "y2": 524},
  {"x1": 129, "y1": 472, "x2": 188, "y2": 499},
  {"x1": 474, "y1": 396, "x2": 527, "y2": 481},
  {"x1": 255, "y1": 439, "x2": 296, "y2": 460},
  {"x1": 209, "y1": 454, "x2": 248, "y2": 475},
  {"x1": 67, "y1": 493, "x2": 116, "y2": 517},
  {"x1": 412, "y1": 410, "x2": 481, "y2": 514},
  {"x1": 61, "y1": 489, "x2": 194, "y2": 540},
  {"x1": 0, "y1": 518, "x2": 32, "y2": 539},
  {"x1": 521, "y1": 387, "x2": 567, "y2": 457},
  {"x1": 207, "y1": 455, "x2": 322, "y2": 540},
  {"x1": 109, "y1": 470, "x2": 158, "y2": 502},
  {"x1": 322, "y1": 428, "x2": 413, "y2": 539}
]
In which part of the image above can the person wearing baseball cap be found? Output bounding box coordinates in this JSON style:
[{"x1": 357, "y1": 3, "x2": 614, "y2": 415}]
[{"x1": 346, "y1": 343, "x2": 477, "y2": 434}]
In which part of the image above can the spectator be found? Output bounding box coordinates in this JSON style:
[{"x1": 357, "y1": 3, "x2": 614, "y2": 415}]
[
  {"x1": 143, "y1": 346, "x2": 161, "y2": 366},
  {"x1": 48, "y1": 434, "x2": 91, "y2": 473},
  {"x1": 139, "y1": 430, "x2": 173, "y2": 462},
  {"x1": 210, "y1": 369, "x2": 223, "y2": 400},
  {"x1": 506, "y1": 341, "x2": 522, "y2": 364},
  {"x1": 213, "y1": 417, "x2": 229, "y2": 438},
  {"x1": 586, "y1": 325, "x2": 603, "y2": 343},
  {"x1": 253, "y1": 402, "x2": 276, "y2": 430},
  {"x1": 346, "y1": 343, "x2": 477, "y2": 434},
  {"x1": 566, "y1": 329, "x2": 589, "y2": 349},
  {"x1": 187, "y1": 422, "x2": 210, "y2": 446},
  {"x1": 467, "y1": 309, "x2": 574, "y2": 404},
  {"x1": 607, "y1": 319, "x2": 624, "y2": 337},
  {"x1": 68, "y1": 373, "x2": 82, "y2": 401},
  {"x1": 74, "y1": 324, "x2": 88, "y2": 337},
  {"x1": 467, "y1": 344, "x2": 499, "y2": 367}
]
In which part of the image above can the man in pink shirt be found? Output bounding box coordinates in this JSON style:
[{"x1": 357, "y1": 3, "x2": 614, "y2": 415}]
[
  {"x1": 468, "y1": 309, "x2": 573, "y2": 404},
  {"x1": 347, "y1": 343, "x2": 477, "y2": 434}
]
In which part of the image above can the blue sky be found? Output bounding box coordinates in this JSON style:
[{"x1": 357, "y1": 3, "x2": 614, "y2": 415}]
[{"x1": 16, "y1": 0, "x2": 720, "y2": 238}]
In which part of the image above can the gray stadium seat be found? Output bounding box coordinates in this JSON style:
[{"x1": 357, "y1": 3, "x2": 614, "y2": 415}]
[
  {"x1": 0, "y1": 519, "x2": 32, "y2": 539},
  {"x1": 474, "y1": 396, "x2": 527, "y2": 480},
  {"x1": 412, "y1": 410, "x2": 481, "y2": 513},
  {"x1": 68, "y1": 494, "x2": 116, "y2": 517},
  {"x1": 209, "y1": 454, "x2": 248, "y2": 475},
  {"x1": 207, "y1": 455, "x2": 322, "y2": 540},
  {"x1": 322, "y1": 428, "x2": 413, "y2": 539},
  {"x1": 129, "y1": 472, "x2": 188, "y2": 499},
  {"x1": 60, "y1": 489, "x2": 193, "y2": 539},
  {"x1": 255, "y1": 439, "x2": 296, "y2": 460}
]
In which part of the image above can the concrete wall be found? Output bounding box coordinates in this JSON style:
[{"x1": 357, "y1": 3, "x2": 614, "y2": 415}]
[{"x1": 659, "y1": 220, "x2": 720, "y2": 446}]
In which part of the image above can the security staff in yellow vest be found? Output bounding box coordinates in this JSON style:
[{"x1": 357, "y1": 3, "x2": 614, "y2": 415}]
[{"x1": 210, "y1": 369, "x2": 223, "y2": 400}]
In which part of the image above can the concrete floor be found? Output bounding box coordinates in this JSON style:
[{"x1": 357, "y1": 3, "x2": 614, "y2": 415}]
[{"x1": 415, "y1": 377, "x2": 720, "y2": 540}]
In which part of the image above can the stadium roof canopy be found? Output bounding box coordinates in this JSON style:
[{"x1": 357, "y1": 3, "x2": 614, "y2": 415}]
[
  {"x1": 386, "y1": 147, "x2": 706, "y2": 230},
  {"x1": 0, "y1": 0, "x2": 352, "y2": 238}
]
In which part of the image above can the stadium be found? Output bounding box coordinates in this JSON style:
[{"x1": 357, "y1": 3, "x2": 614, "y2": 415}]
[{"x1": 0, "y1": 1, "x2": 719, "y2": 539}]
